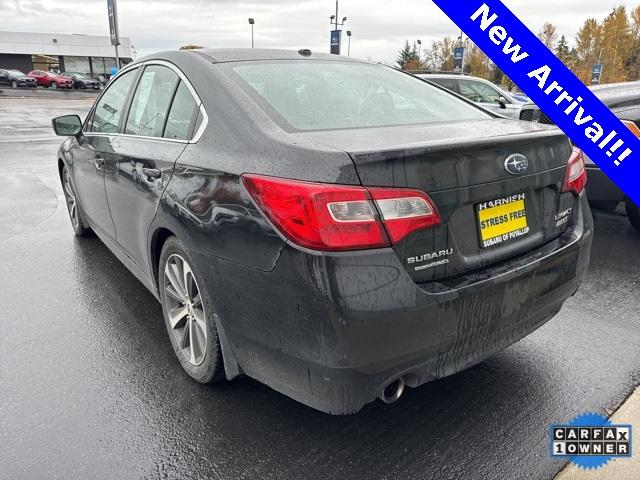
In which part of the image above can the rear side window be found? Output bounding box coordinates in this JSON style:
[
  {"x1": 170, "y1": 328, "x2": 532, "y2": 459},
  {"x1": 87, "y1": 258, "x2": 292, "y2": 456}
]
[
  {"x1": 125, "y1": 65, "x2": 179, "y2": 137},
  {"x1": 231, "y1": 61, "x2": 488, "y2": 131},
  {"x1": 428, "y1": 78, "x2": 458, "y2": 92},
  {"x1": 164, "y1": 81, "x2": 199, "y2": 140},
  {"x1": 459, "y1": 79, "x2": 505, "y2": 104},
  {"x1": 89, "y1": 68, "x2": 138, "y2": 133}
]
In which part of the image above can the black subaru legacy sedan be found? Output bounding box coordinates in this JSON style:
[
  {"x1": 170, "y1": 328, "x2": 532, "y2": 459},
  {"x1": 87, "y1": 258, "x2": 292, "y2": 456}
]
[{"x1": 52, "y1": 49, "x2": 593, "y2": 414}]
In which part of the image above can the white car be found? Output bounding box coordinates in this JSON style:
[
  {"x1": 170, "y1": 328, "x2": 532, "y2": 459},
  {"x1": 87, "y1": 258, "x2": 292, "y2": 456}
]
[{"x1": 416, "y1": 73, "x2": 528, "y2": 119}]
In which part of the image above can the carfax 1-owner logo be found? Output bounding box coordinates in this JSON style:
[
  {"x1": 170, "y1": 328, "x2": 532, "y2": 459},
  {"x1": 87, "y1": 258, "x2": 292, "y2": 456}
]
[{"x1": 550, "y1": 412, "x2": 633, "y2": 470}]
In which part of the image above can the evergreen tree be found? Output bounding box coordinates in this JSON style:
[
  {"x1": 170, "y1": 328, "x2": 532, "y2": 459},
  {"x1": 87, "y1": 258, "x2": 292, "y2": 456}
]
[
  {"x1": 555, "y1": 35, "x2": 571, "y2": 64},
  {"x1": 396, "y1": 41, "x2": 419, "y2": 70}
]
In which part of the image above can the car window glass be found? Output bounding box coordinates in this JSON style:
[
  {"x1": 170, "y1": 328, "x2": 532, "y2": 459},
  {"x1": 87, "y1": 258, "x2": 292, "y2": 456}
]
[
  {"x1": 459, "y1": 79, "x2": 506, "y2": 104},
  {"x1": 163, "y1": 81, "x2": 199, "y2": 140},
  {"x1": 611, "y1": 98, "x2": 640, "y2": 108},
  {"x1": 232, "y1": 61, "x2": 488, "y2": 131},
  {"x1": 192, "y1": 109, "x2": 204, "y2": 137},
  {"x1": 429, "y1": 78, "x2": 458, "y2": 92},
  {"x1": 89, "y1": 68, "x2": 137, "y2": 133},
  {"x1": 126, "y1": 65, "x2": 179, "y2": 137}
]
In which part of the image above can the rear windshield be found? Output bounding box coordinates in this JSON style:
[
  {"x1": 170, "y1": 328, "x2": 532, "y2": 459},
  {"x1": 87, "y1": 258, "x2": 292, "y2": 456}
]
[{"x1": 231, "y1": 61, "x2": 489, "y2": 131}]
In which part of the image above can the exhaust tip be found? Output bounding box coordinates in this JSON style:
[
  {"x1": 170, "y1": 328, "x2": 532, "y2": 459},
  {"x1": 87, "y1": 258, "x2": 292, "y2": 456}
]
[{"x1": 379, "y1": 377, "x2": 405, "y2": 404}]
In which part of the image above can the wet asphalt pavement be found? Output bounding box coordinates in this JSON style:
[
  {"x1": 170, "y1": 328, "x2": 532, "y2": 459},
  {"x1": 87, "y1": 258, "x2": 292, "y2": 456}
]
[{"x1": 1, "y1": 98, "x2": 639, "y2": 480}]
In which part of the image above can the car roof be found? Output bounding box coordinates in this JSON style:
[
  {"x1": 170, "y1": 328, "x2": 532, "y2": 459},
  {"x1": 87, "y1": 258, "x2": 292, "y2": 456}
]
[
  {"x1": 418, "y1": 73, "x2": 473, "y2": 79},
  {"x1": 522, "y1": 81, "x2": 640, "y2": 109},
  {"x1": 181, "y1": 48, "x2": 367, "y2": 64},
  {"x1": 589, "y1": 81, "x2": 640, "y2": 105}
]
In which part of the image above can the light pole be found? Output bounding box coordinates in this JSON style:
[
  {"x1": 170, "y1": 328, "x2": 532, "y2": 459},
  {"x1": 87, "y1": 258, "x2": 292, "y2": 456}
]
[
  {"x1": 457, "y1": 29, "x2": 469, "y2": 74},
  {"x1": 248, "y1": 18, "x2": 255, "y2": 48},
  {"x1": 107, "y1": 0, "x2": 121, "y2": 69},
  {"x1": 417, "y1": 39, "x2": 422, "y2": 68},
  {"x1": 329, "y1": 1, "x2": 347, "y2": 54},
  {"x1": 346, "y1": 30, "x2": 352, "y2": 56}
]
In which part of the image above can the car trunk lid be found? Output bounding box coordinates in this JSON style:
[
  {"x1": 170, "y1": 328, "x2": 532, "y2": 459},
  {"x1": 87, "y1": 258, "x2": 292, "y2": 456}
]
[{"x1": 297, "y1": 119, "x2": 575, "y2": 283}]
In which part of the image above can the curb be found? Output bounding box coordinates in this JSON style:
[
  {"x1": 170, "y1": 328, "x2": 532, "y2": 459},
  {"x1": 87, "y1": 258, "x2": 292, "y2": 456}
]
[{"x1": 0, "y1": 88, "x2": 99, "y2": 99}]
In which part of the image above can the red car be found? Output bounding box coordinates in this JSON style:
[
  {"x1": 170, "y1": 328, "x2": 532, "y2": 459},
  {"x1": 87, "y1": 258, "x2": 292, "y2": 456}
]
[{"x1": 27, "y1": 70, "x2": 74, "y2": 89}]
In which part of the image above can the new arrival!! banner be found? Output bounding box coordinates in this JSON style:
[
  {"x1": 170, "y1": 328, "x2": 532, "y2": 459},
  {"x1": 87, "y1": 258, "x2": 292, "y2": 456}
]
[{"x1": 432, "y1": 0, "x2": 640, "y2": 206}]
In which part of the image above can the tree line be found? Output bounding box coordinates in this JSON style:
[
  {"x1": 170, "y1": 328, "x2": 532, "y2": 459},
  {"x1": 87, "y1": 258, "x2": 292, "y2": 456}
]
[{"x1": 397, "y1": 5, "x2": 640, "y2": 89}]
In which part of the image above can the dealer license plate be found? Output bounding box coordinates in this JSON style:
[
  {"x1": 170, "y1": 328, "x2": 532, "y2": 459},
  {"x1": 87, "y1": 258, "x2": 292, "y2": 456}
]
[{"x1": 477, "y1": 193, "x2": 530, "y2": 248}]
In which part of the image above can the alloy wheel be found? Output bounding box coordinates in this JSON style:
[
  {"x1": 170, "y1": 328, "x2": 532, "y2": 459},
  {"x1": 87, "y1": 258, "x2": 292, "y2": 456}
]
[
  {"x1": 163, "y1": 254, "x2": 207, "y2": 366},
  {"x1": 63, "y1": 170, "x2": 80, "y2": 230}
]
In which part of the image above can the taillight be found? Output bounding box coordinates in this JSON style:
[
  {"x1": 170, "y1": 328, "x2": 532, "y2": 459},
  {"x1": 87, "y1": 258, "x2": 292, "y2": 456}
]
[
  {"x1": 241, "y1": 174, "x2": 440, "y2": 251},
  {"x1": 368, "y1": 187, "x2": 440, "y2": 243},
  {"x1": 563, "y1": 147, "x2": 587, "y2": 195},
  {"x1": 621, "y1": 119, "x2": 640, "y2": 138}
]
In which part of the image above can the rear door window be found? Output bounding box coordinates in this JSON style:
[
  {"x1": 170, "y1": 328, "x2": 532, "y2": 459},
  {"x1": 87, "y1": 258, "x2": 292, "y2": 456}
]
[
  {"x1": 459, "y1": 79, "x2": 506, "y2": 104},
  {"x1": 125, "y1": 65, "x2": 179, "y2": 138},
  {"x1": 428, "y1": 77, "x2": 459, "y2": 93},
  {"x1": 89, "y1": 68, "x2": 138, "y2": 133},
  {"x1": 163, "y1": 81, "x2": 199, "y2": 140}
]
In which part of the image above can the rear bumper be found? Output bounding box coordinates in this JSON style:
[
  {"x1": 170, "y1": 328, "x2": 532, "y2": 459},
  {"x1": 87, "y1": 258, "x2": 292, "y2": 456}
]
[{"x1": 197, "y1": 194, "x2": 593, "y2": 414}]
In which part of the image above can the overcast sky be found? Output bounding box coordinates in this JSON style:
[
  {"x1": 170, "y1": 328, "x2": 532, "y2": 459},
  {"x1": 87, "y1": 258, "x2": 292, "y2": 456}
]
[{"x1": 0, "y1": 0, "x2": 637, "y2": 63}]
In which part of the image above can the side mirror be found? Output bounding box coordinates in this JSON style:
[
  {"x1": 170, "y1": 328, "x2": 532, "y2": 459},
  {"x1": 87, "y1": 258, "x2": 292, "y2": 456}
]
[
  {"x1": 52, "y1": 115, "x2": 82, "y2": 136},
  {"x1": 498, "y1": 96, "x2": 508, "y2": 109}
]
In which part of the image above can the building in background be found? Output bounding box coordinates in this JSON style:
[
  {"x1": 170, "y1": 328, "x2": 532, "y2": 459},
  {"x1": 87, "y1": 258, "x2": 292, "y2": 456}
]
[{"x1": 0, "y1": 30, "x2": 133, "y2": 77}]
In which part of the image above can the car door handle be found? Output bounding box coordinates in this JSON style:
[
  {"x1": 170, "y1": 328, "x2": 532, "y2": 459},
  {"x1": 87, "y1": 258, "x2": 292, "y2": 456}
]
[{"x1": 143, "y1": 168, "x2": 162, "y2": 181}]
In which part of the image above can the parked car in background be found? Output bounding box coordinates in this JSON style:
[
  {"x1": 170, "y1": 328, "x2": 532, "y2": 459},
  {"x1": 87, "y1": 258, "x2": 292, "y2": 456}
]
[
  {"x1": 0, "y1": 69, "x2": 37, "y2": 88},
  {"x1": 417, "y1": 73, "x2": 526, "y2": 119},
  {"x1": 511, "y1": 92, "x2": 530, "y2": 103},
  {"x1": 519, "y1": 81, "x2": 640, "y2": 231},
  {"x1": 94, "y1": 75, "x2": 108, "y2": 87},
  {"x1": 52, "y1": 49, "x2": 592, "y2": 414},
  {"x1": 62, "y1": 72, "x2": 101, "y2": 90},
  {"x1": 27, "y1": 70, "x2": 74, "y2": 89}
]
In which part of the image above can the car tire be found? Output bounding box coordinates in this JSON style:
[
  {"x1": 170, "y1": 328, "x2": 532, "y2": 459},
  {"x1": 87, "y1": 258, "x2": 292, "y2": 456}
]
[
  {"x1": 61, "y1": 166, "x2": 93, "y2": 237},
  {"x1": 10, "y1": 80, "x2": 17, "y2": 88},
  {"x1": 50, "y1": 81, "x2": 57, "y2": 89},
  {"x1": 626, "y1": 198, "x2": 640, "y2": 231},
  {"x1": 159, "y1": 236, "x2": 225, "y2": 384}
]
